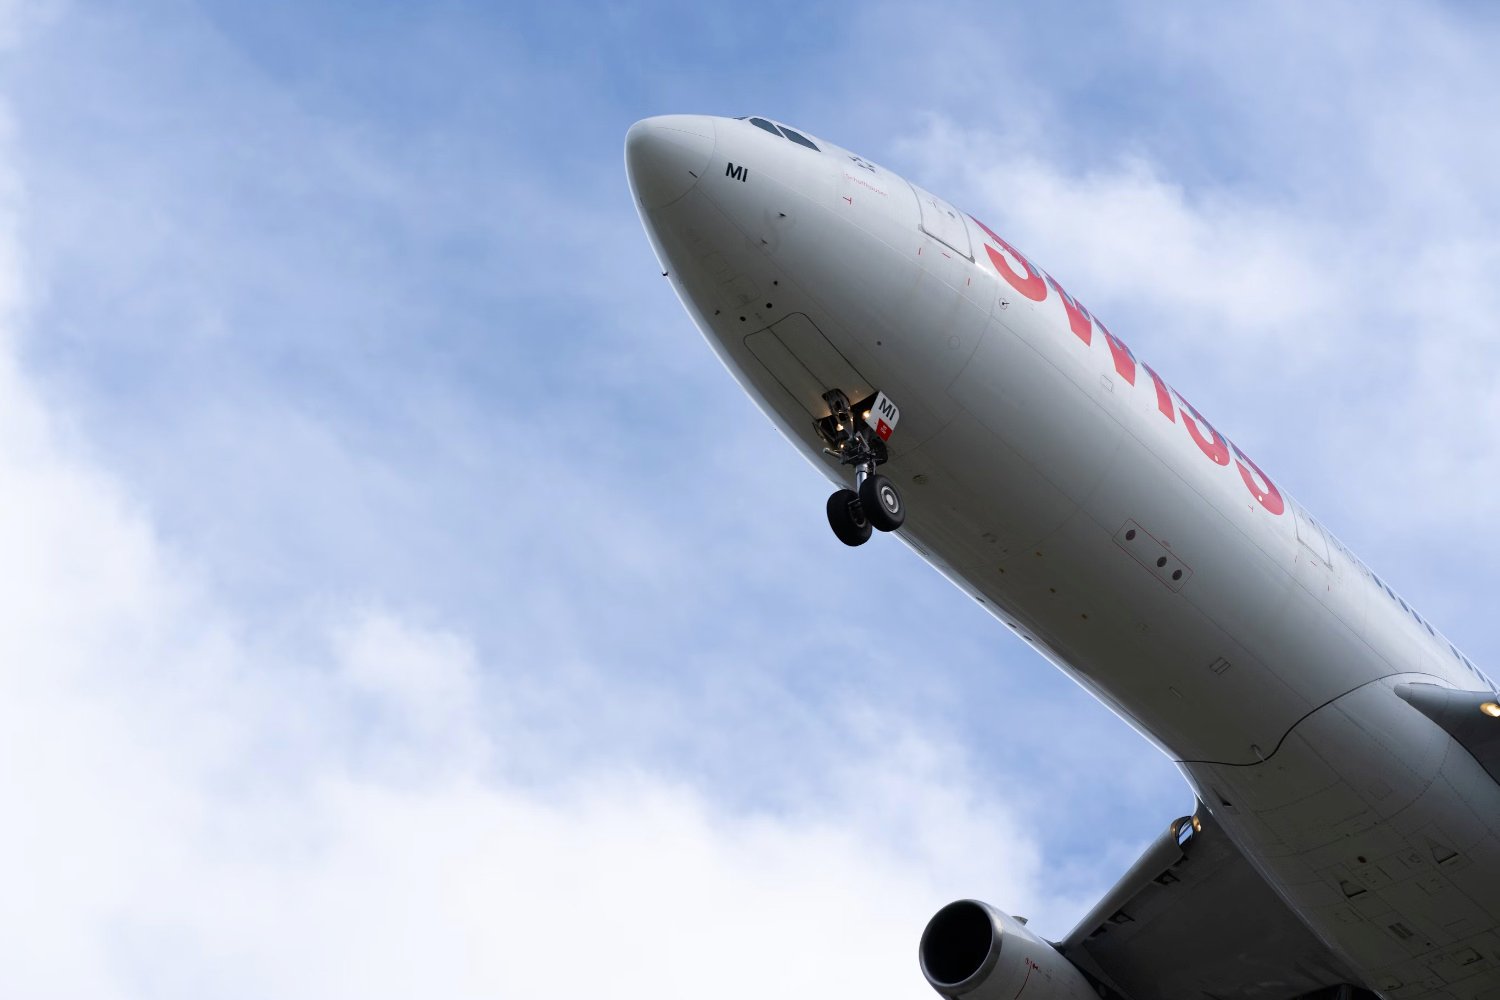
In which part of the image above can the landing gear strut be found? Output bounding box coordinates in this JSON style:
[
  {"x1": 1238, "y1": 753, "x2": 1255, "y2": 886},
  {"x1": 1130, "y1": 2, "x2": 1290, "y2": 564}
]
[{"x1": 817, "y1": 388, "x2": 905, "y2": 547}]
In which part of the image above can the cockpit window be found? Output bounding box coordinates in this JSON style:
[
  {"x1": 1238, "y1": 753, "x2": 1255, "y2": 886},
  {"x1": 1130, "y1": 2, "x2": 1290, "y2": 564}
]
[
  {"x1": 742, "y1": 116, "x2": 822, "y2": 152},
  {"x1": 776, "y1": 126, "x2": 820, "y2": 151}
]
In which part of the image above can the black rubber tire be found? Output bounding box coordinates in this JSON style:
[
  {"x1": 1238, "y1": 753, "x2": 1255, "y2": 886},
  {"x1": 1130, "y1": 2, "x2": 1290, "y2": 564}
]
[
  {"x1": 826, "y1": 489, "x2": 872, "y2": 547},
  {"x1": 859, "y1": 473, "x2": 905, "y2": 532}
]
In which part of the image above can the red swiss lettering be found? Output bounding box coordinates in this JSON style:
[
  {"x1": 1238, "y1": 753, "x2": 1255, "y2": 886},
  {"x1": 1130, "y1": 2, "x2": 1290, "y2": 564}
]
[
  {"x1": 1176, "y1": 394, "x2": 1230, "y2": 466},
  {"x1": 1142, "y1": 364, "x2": 1175, "y2": 422},
  {"x1": 1232, "y1": 444, "x2": 1285, "y2": 515},
  {"x1": 970, "y1": 216, "x2": 1047, "y2": 302},
  {"x1": 1097, "y1": 320, "x2": 1137, "y2": 386},
  {"x1": 1044, "y1": 274, "x2": 1093, "y2": 345}
]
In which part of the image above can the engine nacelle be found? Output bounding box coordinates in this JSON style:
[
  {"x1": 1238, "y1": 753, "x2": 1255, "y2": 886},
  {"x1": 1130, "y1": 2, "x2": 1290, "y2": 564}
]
[{"x1": 920, "y1": 900, "x2": 1098, "y2": 1000}]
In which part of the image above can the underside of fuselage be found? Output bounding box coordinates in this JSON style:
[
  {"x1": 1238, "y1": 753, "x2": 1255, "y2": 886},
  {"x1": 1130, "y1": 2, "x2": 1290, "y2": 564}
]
[{"x1": 627, "y1": 113, "x2": 1500, "y2": 1000}]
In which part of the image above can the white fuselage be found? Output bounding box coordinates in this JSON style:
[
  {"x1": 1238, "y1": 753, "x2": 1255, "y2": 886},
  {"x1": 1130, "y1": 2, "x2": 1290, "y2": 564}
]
[{"x1": 627, "y1": 114, "x2": 1500, "y2": 1000}]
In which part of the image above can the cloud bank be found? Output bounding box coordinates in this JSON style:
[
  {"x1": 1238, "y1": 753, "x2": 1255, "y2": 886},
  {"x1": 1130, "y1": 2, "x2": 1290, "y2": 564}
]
[{"x1": 0, "y1": 273, "x2": 1055, "y2": 998}]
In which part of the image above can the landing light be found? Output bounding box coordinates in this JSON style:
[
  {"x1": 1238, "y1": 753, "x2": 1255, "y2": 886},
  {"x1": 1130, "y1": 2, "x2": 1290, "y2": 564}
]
[
  {"x1": 862, "y1": 410, "x2": 871, "y2": 420},
  {"x1": 1481, "y1": 702, "x2": 1500, "y2": 719}
]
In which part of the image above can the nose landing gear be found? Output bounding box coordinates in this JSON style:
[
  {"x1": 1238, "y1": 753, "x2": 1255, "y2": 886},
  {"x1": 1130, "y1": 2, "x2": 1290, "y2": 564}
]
[
  {"x1": 826, "y1": 488, "x2": 872, "y2": 547},
  {"x1": 860, "y1": 472, "x2": 904, "y2": 530},
  {"x1": 818, "y1": 388, "x2": 905, "y2": 547}
]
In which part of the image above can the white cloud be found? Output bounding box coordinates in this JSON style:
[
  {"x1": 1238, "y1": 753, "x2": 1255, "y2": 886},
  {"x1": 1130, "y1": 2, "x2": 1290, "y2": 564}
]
[
  {"x1": 0, "y1": 154, "x2": 1062, "y2": 996},
  {"x1": 0, "y1": 609, "x2": 1049, "y2": 1000},
  {"x1": 0, "y1": 338, "x2": 1061, "y2": 998}
]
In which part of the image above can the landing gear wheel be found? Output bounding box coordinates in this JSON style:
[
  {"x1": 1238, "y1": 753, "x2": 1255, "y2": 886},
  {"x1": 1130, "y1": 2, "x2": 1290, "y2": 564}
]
[
  {"x1": 859, "y1": 473, "x2": 905, "y2": 532},
  {"x1": 826, "y1": 489, "x2": 872, "y2": 547}
]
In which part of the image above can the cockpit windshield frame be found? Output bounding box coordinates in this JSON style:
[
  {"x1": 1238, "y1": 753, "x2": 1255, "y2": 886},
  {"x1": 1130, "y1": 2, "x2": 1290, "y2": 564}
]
[{"x1": 738, "y1": 116, "x2": 822, "y2": 152}]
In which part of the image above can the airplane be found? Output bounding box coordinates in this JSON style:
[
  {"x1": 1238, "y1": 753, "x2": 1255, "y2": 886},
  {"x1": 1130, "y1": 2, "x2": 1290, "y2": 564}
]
[{"x1": 624, "y1": 114, "x2": 1500, "y2": 1000}]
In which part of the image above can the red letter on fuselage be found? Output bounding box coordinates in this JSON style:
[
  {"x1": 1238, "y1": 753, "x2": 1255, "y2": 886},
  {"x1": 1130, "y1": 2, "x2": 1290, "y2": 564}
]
[
  {"x1": 1142, "y1": 364, "x2": 1175, "y2": 422},
  {"x1": 970, "y1": 216, "x2": 1047, "y2": 302},
  {"x1": 1044, "y1": 274, "x2": 1093, "y2": 345},
  {"x1": 1232, "y1": 444, "x2": 1285, "y2": 515},
  {"x1": 1175, "y1": 393, "x2": 1231, "y2": 466},
  {"x1": 1097, "y1": 320, "x2": 1137, "y2": 386}
]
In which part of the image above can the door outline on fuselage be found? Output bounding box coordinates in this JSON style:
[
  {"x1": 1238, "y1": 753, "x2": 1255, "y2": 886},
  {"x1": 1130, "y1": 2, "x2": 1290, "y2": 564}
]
[
  {"x1": 909, "y1": 182, "x2": 974, "y2": 261},
  {"x1": 1292, "y1": 503, "x2": 1332, "y2": 568}
]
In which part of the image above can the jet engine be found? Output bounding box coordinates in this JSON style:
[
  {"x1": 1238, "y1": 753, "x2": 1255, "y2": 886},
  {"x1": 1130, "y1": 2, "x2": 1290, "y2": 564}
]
[{"x1": 920, "y1": 900, "x2": 1099, "y2": 1000}]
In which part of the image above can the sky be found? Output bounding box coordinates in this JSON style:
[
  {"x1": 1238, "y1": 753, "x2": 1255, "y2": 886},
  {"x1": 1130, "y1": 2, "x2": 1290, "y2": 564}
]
[{"x1": 1, "y1": 1, "x2": 1499, "y2": 997}]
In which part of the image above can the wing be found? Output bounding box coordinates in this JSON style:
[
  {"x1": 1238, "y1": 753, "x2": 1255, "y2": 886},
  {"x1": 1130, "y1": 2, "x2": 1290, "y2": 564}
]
[{"x1": 1058, "y1": 806, "x2": 1372, "y2": 1000}]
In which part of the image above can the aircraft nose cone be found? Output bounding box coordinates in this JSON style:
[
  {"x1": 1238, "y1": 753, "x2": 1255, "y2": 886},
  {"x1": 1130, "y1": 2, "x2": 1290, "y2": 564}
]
[{"x1": 625, "y1": 115, "x2": 715, "y2": 209}]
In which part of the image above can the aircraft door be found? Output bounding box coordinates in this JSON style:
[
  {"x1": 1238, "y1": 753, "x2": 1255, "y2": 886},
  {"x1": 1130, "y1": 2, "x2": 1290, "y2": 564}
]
[
  {"x1": 909, "y1": 182, "x2": 973, "y2": 260},
  {"x1": 1292, "y1": 503, "x2": 1331, "y2": 568}
]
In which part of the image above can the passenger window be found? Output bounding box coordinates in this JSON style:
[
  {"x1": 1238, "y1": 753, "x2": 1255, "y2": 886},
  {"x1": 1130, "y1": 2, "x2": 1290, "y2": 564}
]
[
  {"x1": 777, "y1": 125, "x2": 820, "y2": 151},
  {"x1": 749, "y1": 117, "x2": 781, "y2": 136}
]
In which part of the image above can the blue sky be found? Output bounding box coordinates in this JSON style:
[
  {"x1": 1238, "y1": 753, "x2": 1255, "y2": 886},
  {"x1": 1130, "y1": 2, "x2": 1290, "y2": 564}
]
[{"x1": 1, "y1": 2, "x2": 1498, "y2": 996}]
